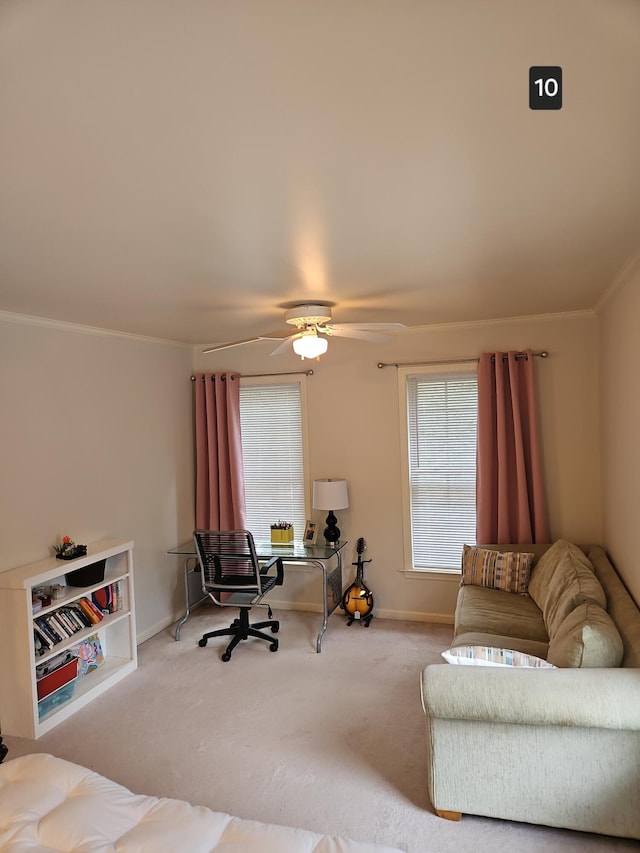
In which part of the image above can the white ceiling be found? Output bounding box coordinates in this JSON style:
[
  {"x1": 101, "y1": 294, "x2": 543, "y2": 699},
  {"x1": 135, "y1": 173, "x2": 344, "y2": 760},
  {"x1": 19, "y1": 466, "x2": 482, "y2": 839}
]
[{"x1": 1, "y1": 1, "x2": 639, "y2": 347}]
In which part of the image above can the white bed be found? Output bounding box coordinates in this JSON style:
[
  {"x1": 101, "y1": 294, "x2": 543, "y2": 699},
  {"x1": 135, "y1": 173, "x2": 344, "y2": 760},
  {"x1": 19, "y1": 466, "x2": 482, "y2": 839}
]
[{"x1": 0, "y1": 753, "x2": 406, "y2": 852}]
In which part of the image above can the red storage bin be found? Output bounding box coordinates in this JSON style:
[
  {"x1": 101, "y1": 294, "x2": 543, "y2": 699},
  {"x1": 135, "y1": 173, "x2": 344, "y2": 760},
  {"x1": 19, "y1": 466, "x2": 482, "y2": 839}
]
[{"x1": 36, "y1": 658, "x2": 78, "y2": 700}]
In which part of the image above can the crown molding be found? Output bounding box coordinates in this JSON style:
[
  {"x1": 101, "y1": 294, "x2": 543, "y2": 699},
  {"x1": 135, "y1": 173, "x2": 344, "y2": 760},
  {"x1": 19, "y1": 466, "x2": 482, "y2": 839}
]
[
  {"x1": 405, "y1": 308, "x2": 596, "y2": 335},
  {"x1": 0, "y1": 310, "x2": 190, "y2": 348}
]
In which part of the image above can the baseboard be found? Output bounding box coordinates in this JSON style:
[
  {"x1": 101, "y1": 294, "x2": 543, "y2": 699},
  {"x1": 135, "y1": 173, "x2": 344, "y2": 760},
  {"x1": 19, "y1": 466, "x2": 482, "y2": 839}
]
[
  {"x1": 373, "y1": 608, "x2": 454, "y2": 624},
  {"x1": 136, "y1": 614, "x2": 179, "y2": 644},
  {"x1": 226, "y1": 598, "x2": 454, "y2": 625},
  {"x1": 266, "y1": 598, "x2": 322, "y2": 614},
  {"x1": 137, "y1": 602, "x2": 454, "y2": 645}
]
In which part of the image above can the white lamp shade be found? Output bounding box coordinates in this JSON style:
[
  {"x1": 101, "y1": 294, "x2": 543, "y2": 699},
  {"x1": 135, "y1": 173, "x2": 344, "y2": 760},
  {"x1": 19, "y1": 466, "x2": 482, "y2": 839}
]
[
  {"x1": 293, "y1": 334, "x2": 328, "y2": 359},
  {"x1": 312, "y1": 478, "x2": 349, "y2": 511}
]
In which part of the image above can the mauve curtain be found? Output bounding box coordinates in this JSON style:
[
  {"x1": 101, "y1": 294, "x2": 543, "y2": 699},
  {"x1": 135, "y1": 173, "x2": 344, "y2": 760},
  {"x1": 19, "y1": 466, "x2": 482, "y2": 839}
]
[
  {"x1": 194, "y1": 373, "x2": 246, "y2": 530},
  {"x1": 476, "y1": 350, "x2": 549, "y2": 544}
]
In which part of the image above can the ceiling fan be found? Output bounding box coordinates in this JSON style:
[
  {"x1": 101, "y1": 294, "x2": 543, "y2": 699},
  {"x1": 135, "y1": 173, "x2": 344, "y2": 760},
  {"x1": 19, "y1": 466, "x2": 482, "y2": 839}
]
[{"x1": 202, "y1": 303, "x2": 407, "y2": 360}]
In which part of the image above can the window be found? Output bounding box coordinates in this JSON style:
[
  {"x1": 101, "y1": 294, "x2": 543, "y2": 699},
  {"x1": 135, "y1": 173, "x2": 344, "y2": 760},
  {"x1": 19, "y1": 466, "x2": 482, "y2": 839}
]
[
  {"x1": 400, "y1": 367, "x2": 478, "y2": 572},
  {"x1": 239, "y1": 378, "x2": 307, "y2": 541}
]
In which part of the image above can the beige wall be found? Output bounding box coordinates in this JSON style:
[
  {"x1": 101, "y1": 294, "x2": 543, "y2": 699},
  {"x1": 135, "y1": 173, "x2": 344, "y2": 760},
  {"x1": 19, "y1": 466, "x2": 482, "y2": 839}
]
[
  {"x1": 194, "y1": 311, "x2": 602, "y2": 622},
  {"x1": 599, "y1": 259, "x2": 640, "y2": 604},
  {"x1": 0, "y1": 309, "x2": 603, "y2": 637},
  {"x1": 0, "y1": 315, "x2": 194, "y2": 640}
]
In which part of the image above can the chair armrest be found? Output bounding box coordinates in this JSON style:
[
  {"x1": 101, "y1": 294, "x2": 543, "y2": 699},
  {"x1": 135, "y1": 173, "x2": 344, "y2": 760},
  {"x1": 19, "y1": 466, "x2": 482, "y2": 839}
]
[
  {"x1": 260, "y1": 555, "x2": 284, "y2": 586},
  {"x1": 421, "y1": 664, "x2": 640, "y2": 731}
]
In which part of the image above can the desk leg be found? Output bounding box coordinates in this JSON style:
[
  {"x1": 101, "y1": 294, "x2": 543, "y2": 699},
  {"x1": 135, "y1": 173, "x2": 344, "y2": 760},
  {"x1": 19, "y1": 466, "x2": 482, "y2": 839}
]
[
  {"x1": 312, "y1": 551, "x2": 343, "y2": 653},
  {"x1": 174, "y1": 557, "x2": 208, "y2": 641}
]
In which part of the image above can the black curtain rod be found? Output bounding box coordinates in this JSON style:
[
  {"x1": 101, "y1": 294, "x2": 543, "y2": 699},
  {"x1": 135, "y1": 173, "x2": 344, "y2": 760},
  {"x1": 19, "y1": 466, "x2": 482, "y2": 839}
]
[
  {"x1": 377, "y1": 351, "x2": 548, "y2": 369},
  {"x1": 190, "y1": 369, "x2": 314, "y2": 381}
]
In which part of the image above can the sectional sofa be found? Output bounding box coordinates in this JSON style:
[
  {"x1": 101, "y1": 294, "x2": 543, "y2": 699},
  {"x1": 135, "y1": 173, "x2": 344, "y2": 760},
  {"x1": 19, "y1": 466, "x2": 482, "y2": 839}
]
[{"x1": 420, "y1": 539, "x2": 640, "y2": 839}]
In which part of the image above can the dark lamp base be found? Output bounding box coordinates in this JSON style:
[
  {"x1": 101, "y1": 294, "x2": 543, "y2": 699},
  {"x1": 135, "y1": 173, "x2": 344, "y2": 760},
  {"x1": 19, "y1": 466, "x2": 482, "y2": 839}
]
[{"x1": 323, "y1": 510, "x2": 341, "y2": 545}]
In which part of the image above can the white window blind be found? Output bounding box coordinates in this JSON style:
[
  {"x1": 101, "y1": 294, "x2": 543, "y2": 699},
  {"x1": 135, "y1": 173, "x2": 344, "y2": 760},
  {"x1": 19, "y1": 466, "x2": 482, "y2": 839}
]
[
  {"x1": 239, "y1": 381, "x2": 306, "y2": 542},
  {"x1": 406, "y1": 371, "x2": 478, "y2": 570}
]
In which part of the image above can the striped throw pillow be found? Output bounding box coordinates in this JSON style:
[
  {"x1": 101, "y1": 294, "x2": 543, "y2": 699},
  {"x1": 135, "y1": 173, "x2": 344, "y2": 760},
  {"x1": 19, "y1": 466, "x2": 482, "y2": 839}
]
[{"x1": 461, "y1": 545, "x2": 534, "y2": 595}]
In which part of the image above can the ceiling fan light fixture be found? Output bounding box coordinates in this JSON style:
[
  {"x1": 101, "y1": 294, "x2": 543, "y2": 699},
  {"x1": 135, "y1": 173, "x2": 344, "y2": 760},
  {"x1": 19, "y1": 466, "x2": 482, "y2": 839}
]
[
  {"x1": 293, "y1": 334, "x2": 328, "y2": 360},
  {"x1": 285, "y1": 304, "x2": 332, "y2": 327},
  {"x1": 202, "y1": 300, "x2": 408, "y2": 356}
]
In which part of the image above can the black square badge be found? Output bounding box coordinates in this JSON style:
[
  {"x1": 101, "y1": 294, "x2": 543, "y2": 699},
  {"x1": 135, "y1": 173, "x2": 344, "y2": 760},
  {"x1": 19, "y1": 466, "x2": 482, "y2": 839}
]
[{"x1": 529, "y1": 66, "x2": 562, "y2": 110}]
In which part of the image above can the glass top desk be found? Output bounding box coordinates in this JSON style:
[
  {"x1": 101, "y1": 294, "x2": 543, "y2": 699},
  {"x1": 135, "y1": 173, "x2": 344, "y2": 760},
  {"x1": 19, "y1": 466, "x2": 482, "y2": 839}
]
[{"x1": 167, "y1": 539, "x2": 348, "y2": 653}]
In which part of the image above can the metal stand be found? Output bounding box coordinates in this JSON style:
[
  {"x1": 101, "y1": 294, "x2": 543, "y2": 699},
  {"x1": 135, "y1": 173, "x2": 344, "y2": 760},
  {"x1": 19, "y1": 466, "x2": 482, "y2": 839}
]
[
  {"x1": 174, "y1": 556, "x2": 208, "y2": 641},
  {"x1": 310, "y1": 551, "x2": 344, "y2": 652}
]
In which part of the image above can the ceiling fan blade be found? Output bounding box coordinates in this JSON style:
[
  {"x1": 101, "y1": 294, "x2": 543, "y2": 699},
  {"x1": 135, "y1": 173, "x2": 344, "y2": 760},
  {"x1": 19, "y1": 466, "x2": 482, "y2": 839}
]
[
  {"x1": 328, "y1": 322, "x2": 408, "y2": 332},
  {"x1": 268, "y1": 334, "x2": 300, "y2": 356},
  {"x1": 257, "y1": 329, "x2": 295, "y2": 340},
  {"x1": 202, "y1": 329, "x2": 289, "y2": 354},
  {"x1": 324, "y1": 327, "x2": 392, "y2": 343},
  {"x1": 202, "y1": 337, "x2": 264, "y2": 354}
]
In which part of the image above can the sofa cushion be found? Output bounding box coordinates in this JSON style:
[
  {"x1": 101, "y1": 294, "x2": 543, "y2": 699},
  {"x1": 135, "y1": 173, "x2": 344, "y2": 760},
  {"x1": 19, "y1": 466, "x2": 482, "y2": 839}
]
[
  {"x1": 587, "y1": 545, "x2": 640, "y2": 668},
  {"x1": 547, "y1": 602, "x2": 624, "y2": 668},
  {"x1": 454, "y1": 585, "x2": 548, "y2": 643},
  {"x1": 461, "y1": 545, "x2": 534, "y2": 594},
  {"x1": 528, "y1": 539, "x2": 606, "y2": 638}
]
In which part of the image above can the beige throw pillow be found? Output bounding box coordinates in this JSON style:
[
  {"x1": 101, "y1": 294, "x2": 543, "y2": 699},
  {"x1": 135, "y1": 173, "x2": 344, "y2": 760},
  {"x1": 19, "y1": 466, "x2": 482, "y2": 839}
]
[
  {"x1": 461, "y1": 545, "x2": 534, "y2": 595},
  {"x1": 528, "y1": 539, "x2": 606, "y2": 637},
  {"x1": 547, "y1": 602, "x2": 624, "y2": 668}
]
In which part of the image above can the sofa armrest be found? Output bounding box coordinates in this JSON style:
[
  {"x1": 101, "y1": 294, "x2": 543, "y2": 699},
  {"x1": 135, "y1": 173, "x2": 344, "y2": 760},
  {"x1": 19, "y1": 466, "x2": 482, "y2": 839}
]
[{"x1": 421, "y1": 664, "x2": 640, "y2": 731}]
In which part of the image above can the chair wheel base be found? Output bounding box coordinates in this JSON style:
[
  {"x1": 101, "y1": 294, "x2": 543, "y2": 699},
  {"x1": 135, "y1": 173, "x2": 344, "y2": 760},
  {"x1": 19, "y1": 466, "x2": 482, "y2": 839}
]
[{"x1": 198, "y1": 608, "x2": 280, "y2": 661}]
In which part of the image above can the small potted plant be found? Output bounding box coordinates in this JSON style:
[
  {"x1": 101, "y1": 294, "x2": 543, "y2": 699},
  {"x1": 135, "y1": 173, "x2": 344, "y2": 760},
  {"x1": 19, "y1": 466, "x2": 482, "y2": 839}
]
[{"x1": 53, "y1": 536, "x2": 88, "y2": 560}]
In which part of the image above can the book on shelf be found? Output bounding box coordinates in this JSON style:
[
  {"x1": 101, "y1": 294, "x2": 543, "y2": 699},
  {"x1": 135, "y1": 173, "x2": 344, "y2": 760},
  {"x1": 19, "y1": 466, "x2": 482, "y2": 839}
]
[
  {"x1": 34, "y1": 618, "x2": 57, "y2": 646},
  {"x1": 52, "y1": 610, "x2": 69, "y2": 634},
  {"x1": 47, "y1": 613, "x2": 71, "y2": 640},
  {"x1": 73, "y1": 633, "x2": 104, "y2": 677},
  {"x1": 83, "y1": 596, "x2": 105, "y2": 621},
  {"x1": 62, "y1": 606, "x2": 85, "y2": 632},
  {"x1": 77, "y1": 598, "x2": 103, "y2": 625},
  {"x1": 65, "y1": 608, "x2": 84, "y2": 635},
  {"x1": 31, "y1": 582, "x2": 117, "y2": 655},
  {"x1": 92, "y1": 584, "x2": 113, "y2": 615},
  {"x1": 37, "y1": 616, "x2": 63, "y2": 645},
  {"x1": 55, "y1": 609, "x2": 78, "y2": 636},
  {"x1": 33, "y1": 623, "x2": 53, "y2": 652},
  {"x1": 114, "y1": 580, "x2": 123, "y2": 612},
  {"x1": 69, "y1": 602, "x2": 93, "y2": 628},
  {"x1": 33, "y1": 630, "x2": 45, "y2": 656},
  {"x1": 44, "y1": 613, "x2": 71, "y2": 640}
]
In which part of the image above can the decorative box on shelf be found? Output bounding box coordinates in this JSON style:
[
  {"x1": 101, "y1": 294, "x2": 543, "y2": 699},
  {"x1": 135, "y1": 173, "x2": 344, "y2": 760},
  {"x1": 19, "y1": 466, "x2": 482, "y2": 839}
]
[
  {"x1": 270, "y1": 523, "x2": 293, "y2": 544},
  {"x1": 64, "y1": 559, "x2": 106, "y2": 588},
  {"x1": 36, "y1": 656, "x2": 79, "y2": 700},
  {"x1": 38, "y1": 680, "x2": 77, "y2": 720}
]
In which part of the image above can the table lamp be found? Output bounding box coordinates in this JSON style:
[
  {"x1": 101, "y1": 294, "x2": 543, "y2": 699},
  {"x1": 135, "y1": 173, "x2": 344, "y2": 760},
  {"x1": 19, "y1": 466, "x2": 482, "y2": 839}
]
[{"x1": 312, "y1": 478, "x2": 349, "y2": 545}]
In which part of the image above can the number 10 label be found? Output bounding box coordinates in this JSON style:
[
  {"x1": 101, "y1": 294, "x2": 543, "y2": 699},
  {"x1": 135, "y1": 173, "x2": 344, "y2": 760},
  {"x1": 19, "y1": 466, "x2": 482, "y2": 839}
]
[{"x1": 529, "y1": 66, "x2": 562, "y2": 110}]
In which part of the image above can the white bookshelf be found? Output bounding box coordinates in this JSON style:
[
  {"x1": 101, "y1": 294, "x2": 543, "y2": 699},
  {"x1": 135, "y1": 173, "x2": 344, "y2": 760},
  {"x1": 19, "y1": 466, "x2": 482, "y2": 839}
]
[{"x1": 0, "y1": 539, "x2": 137, "y2": 739}]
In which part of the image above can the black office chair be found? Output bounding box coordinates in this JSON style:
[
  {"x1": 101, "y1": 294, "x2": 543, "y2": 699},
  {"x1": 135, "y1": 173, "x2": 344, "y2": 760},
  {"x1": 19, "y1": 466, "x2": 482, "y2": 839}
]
[{"x1": 193, "y1": 529, "x2": 284, "y2": 662}]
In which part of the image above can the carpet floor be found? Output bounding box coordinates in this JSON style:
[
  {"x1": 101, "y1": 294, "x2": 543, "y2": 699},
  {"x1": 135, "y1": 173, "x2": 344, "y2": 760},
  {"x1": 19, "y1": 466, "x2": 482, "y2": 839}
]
[{"x1": 4, "y1": 605, "x2": 637, "y2": 852}]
